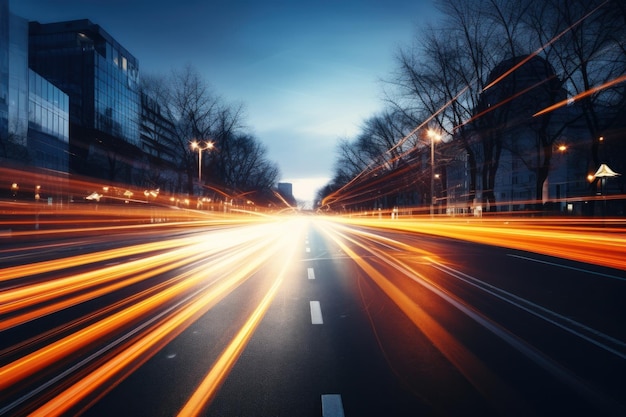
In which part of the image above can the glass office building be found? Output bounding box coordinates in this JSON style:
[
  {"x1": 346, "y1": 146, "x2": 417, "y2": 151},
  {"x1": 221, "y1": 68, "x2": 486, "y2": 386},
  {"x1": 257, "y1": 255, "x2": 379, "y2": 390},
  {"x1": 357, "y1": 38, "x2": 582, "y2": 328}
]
[
  {"x1": 1, "y1": 1, "x2": 28, "y2": 157},
  {"x1": 1, "y1": 0, "x2": 69, "y2": 202},
  {"x1": 28, "y1": 19, "x2": 140, "y2": 182},
  {"x1": 28, "y1": 69, "x2": 69, "y2": 172},
  {"x1": 1, "y1": 0, "x2": 10, "y2": 149},
  {"x1": 2, "y1": 2, "x2": 68, "y2": 164}
]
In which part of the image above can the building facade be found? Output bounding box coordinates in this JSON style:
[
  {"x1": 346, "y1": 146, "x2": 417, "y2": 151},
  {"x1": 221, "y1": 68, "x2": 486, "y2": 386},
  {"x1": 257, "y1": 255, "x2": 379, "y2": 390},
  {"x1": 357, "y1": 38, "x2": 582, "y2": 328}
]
[
  {"x1": 28, "y1": 19, "x2": 141, "y2": 183},
  {"x1": 0, "y1": 0, "x2": 7, "y2": 139},
  {"x1": 444, "y1": 54, "x2": 625, "y2": 216},
  {"x1": 1, "y1": 0, "x2": 69, "y2": 201},
  {"x1": 1, "y1": 1, "x2": 28, "y2": 158},
  {"x1": 2, "y1": 2, "x2": 187, "y2": 197},
  {"x1": 140, "y1": 92, "x2": 181, "y2": 193},
  {"x1": 28, "y1": 69, "x2": 69, "y2": 172}
]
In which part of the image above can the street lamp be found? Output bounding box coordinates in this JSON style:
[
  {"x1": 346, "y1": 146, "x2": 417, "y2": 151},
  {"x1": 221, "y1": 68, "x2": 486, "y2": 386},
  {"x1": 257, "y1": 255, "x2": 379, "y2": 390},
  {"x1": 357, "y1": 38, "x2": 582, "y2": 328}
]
[
  {"x1": 593, "y1": 163, "x2": 620, "y2": 216},
  {"x1": 11, "y1": 183, "x2": 19, "y2": 199},
  {"x1": 426, "y1": 129, "x2": 442, "y2": 217},
  {"x1": 190, "y1": 140, "x2": 214, "y2": 183}
]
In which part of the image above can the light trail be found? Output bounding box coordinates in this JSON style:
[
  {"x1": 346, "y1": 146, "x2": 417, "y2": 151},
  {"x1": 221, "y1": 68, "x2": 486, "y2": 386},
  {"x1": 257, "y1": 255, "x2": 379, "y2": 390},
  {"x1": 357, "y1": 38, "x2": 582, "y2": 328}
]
[
  {"x1": 1, "y1": 211, "x2": 623, "y2": 414},
  {"x1": 177, "y1": 222, "x2": 305, "y2": 416},
  {"x1": 533, "y1": 74, "x2": 626, "y2": 117},
  {"x1": 0, "y1": 223, "x2": 282, "y2": 332},
  {"x1": 27, "y1": 221, "x2": 305, "y2": 416},
  {"x1": 0, "y1": 234, "x2": 208, "y2": 283},
  {"x1": 327, "y1": 216, "x2": 626, "y2": 271},
  {"x1": 0, "y1": 218, "x2": 308, "y2": 416},
  {"x1": 316, "y1": 218, "x2": 625, "y2": 413},
  {"x1": 316, "y1": 220, "x2": 532, "y2": 416}
]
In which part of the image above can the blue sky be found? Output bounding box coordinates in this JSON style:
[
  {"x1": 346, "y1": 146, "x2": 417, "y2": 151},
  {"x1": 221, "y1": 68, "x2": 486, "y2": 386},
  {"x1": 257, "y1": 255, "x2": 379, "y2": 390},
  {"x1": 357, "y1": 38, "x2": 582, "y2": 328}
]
[{"x1": 11, "y1": 0, "x2": 439, "y2": 204}]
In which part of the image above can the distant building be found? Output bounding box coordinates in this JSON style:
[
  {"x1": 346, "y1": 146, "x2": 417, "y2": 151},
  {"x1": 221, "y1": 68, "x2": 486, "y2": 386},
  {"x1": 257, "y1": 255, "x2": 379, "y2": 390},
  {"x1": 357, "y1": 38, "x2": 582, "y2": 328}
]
[
  {"x1": 28, "y1": 19, "x2": 141, "y2": 183},
  {"x1": 277, "y1": 182, "x2": 296, "y2": 206},
  {"x1": 140, "y1": 92, "x2": 181, "y2": 193},
  {"x1": 278, "y1": 182, "x2": 292, "y2": 196}
]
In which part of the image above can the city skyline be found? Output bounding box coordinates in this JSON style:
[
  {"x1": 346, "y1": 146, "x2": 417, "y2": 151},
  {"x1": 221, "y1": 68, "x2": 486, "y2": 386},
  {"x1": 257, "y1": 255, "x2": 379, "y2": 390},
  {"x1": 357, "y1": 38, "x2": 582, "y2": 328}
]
[{"x1": 10, "y1": 0, "x2": 440, "y2": 205}]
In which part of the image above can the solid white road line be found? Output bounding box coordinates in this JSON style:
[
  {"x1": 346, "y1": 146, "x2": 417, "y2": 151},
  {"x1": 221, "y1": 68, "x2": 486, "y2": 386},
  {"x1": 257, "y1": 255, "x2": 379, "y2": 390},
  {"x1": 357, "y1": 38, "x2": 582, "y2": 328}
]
[
  {"x1": 310, "y1": 301, "x2": 323, "y2": 324},
  {"x1": 432, "y1": 260, "x2": 626, "y2": 358},
  {"x1": 507, "y1": 253, "x2": 626, "y2": 281},
  {"x1": 307, "y1": 267, "x2": 316, "y2": 280},
  {"x1": 321, "y1": 394, "x2": 345, "y2": 417}
]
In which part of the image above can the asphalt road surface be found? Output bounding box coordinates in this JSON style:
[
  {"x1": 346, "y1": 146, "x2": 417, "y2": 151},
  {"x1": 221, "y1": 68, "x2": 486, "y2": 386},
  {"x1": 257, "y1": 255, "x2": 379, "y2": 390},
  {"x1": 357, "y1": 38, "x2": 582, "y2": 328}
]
[{"x1": 1, "y1": 217, "x2": 625, "y2": 416}]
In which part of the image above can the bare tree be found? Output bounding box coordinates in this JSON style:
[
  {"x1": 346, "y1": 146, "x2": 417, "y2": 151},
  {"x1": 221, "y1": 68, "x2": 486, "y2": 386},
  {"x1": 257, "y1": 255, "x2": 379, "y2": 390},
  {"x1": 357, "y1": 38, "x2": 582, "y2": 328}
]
[
  {"x1": 323, "y1": 0, "x2": 625, "y2": 213},
  {"x1": 390, "y1": 0, "x2": 512, "y2": 211},
  {"x1": 207, "y1": 102, "x2": 246, "y2": 188},
  {"x1": 142, "y1": 65, "x2": 280, "y2": 200},
  {"x1": 391, "y1": 0, "x2": 565, "y2": 211},
  {"x1": 218, "y1": 132, "x2": 280, "y2": 193},
  {"x1": 164, "y1": 65, "x2": 223, "y2": 194},
  {"x1": 525, "y1": 0, "x2": 626, "y2": 175},
  {"x1": 147, "y1": 65, "x2": 245, "y2": 195},
  {"x1": 321, "y1": 110, "x2": 414, "y2": 210}
]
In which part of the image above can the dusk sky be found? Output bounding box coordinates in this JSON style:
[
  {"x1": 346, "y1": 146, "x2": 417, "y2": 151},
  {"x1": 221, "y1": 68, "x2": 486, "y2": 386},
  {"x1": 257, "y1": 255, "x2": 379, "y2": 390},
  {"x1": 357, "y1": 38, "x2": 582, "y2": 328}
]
[{"x1": 10, "y1": 0, "x2": 440, "y2": 204}]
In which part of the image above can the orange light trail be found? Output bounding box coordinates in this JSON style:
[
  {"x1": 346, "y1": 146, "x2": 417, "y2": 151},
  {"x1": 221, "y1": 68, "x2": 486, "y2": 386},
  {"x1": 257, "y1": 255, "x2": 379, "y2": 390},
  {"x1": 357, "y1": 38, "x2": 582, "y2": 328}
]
[
  {"x1": 0, "y1": 225, "x2": 280, "y2": 330},
  {"x1": 327, "y1": 216, "x2": 626, "y2": 271},
  {"x1": 177, "y1": 224, "x2": 304, "y2": 416},
  {"x1": 28, "y1": 221, "x2": 306, "y2": 416},
  {"x1": 0, "y1": 217, "x2": 308, "y2": 416},
  {"x1": 316, "y1": 220, "x2": 532, "y2": 415},
  {"x1": 458, "y1": 76, "x2": 557, "y2": 129},
  {"x1": 533, "y1": 74, "x2": 626, "y2": 117}
]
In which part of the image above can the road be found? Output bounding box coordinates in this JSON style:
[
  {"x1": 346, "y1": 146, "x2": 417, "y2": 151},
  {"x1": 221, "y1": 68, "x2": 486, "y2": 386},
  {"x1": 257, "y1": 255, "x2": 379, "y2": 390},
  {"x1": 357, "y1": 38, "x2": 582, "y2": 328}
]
[{"x1": 1, "y1": 216, "x2": 625, "y2": 416}]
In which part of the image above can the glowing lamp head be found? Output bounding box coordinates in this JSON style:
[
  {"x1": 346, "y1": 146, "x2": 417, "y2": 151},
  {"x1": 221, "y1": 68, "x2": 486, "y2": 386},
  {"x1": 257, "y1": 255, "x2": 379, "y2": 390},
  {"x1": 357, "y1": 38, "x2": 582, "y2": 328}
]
[{"x1": 426, "y1": 129, "x2": 442, "y2": 141}]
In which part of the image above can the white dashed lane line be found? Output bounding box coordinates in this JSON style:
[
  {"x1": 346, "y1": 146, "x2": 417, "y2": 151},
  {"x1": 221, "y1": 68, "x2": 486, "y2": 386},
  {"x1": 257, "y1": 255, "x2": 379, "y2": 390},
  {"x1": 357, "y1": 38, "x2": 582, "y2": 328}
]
[
  {"x1": 321, "y1": 394, "x2": 345, "y2": 417},
  {"x1": 310, "y1": 301, "x2": 323, "y2": 324},
  {"x1": 305, "y1": 238, "x2": 343, "y2": 416}
]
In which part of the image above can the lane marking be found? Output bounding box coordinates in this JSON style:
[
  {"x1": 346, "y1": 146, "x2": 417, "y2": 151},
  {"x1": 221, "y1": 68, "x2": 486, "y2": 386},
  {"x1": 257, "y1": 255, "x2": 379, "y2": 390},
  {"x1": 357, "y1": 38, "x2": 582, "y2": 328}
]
[
  {"x1": 321, "y1": 394, "x2": 345, "y2": 417},
  {"x1": 431, "y1": 261, "x2": 626, "y2": 358},
  {"x1": 301, "y1": 255, "x2": 352, "y2": 262},
  {"x1": 310, "y1": 301, "x2": 323, "y2": 324},
  {"x1": 307, "y1": 267, "x2": 315, "y2": 280},
  {"x1": 507, "y1": 254, "x2": 626, "y2": 281},
  {"x1": 306, "y1": 247, "x2": 311, "y2": 253}
]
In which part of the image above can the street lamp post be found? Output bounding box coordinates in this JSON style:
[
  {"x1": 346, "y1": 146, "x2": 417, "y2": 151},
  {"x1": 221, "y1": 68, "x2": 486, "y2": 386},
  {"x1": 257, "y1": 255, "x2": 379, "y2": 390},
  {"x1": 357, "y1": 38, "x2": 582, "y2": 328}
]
[
  {"x1": 427, "y1": 129, "x2": 442, "y2": 217},
  {"x1": 190, "y1": 140, "x2": 214, "y2": 184},
  {"x1": 555, "y1": 144, "x2": 568, "y2": 212}
]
